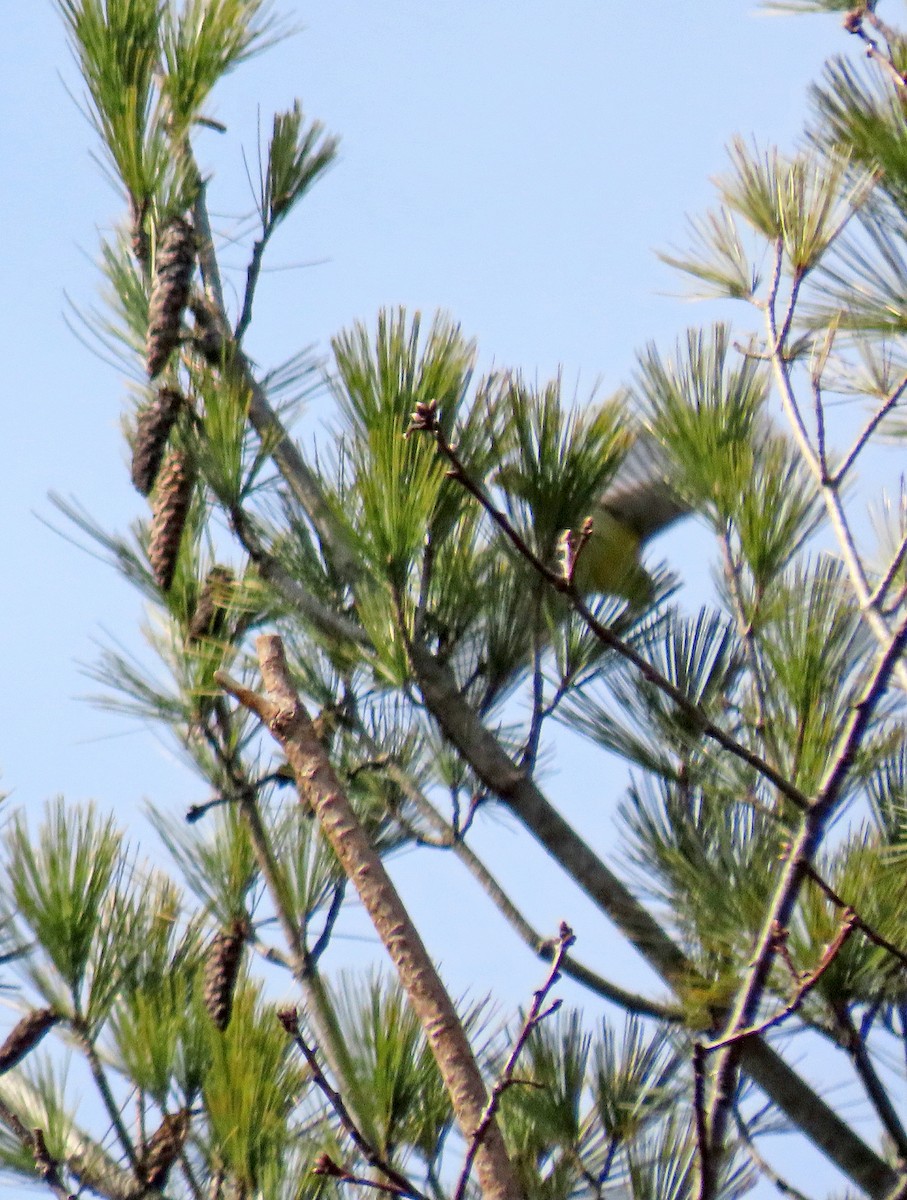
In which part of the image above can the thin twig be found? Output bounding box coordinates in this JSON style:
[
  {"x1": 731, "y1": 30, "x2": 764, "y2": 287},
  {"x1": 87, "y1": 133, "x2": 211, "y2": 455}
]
[
  {"x1": 307, "y1": 882, "x2": 346, "y2": 965},
  {"x1": 801, "y1": 861, "x2": 907, "y2": 970},
  {"x1": 312, "y1": 1153, "x2": 415, "y2": 1198},
  {"x1": 452, "y1": 924, "x2": 575, "y2": 1200},
  {"x1": 719, "y1": 526, "x2": 773, "y2": 757},
  {"x1": 235, "y1": 229, "x2": 273, "y2": 343},
  {"x1": 73, "y1": 1024, "x2": 140, "y2": 1173},
  {"x1": 732, "y1": 1104, "x2": 815, "y2": 1200},
  {"x1": 703, "y1": 912, "x2": 858, "y2": 1052},
  {"x1": 872, "y1": 524, "x2": 907, "y2": 610},
  {"x1": 278, "y1": 1009, "x2": 428, "y2": 1200},
  {"x1": 830, "y1": 372, "x2": 907, "y2": 486},
  {"x1": 831, "y1": 1002, "x2": 907, "y2": 1159}
]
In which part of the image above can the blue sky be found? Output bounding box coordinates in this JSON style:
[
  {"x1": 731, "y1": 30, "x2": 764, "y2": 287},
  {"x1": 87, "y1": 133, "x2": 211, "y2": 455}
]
[{"x1": 1, "y1": 3, "x2": 860, "y2": 1194}]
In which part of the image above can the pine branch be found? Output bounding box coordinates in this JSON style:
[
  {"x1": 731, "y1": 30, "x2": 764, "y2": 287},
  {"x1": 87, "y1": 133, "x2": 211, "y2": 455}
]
[{"x1": 219, "y1": 635, "x2": 522, "y2": 1200}]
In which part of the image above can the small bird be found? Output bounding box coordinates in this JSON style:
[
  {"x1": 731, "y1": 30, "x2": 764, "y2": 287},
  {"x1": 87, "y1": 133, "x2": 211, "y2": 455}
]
[{"x1": 566, "y1": 435, "x2": 688, "y2": 605}]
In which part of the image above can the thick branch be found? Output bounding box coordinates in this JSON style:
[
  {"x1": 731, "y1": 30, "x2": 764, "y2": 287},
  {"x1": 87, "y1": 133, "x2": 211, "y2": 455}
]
[{"x1": 219, "y1": 636, "x2": 522, "y2": 1200}]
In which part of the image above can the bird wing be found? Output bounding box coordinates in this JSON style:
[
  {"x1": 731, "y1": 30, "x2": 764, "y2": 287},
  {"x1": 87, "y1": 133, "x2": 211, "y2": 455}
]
[{"x1": 598, "y1": 432, "x2": 689, "y2": 542}]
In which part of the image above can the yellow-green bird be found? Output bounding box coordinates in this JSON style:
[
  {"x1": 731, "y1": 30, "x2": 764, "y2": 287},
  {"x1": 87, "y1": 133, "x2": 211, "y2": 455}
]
[{"x1": 566, "y1": 436, "x2": 689, "y2": 605}]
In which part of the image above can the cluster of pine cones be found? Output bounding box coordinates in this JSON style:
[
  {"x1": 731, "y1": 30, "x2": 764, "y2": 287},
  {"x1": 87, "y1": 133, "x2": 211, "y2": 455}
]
[{"x1": 131, "y1": 214, "x2": 198, "y2": 593}]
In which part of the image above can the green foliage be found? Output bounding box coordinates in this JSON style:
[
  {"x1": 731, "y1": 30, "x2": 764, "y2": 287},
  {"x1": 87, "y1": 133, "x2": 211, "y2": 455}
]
[
  {"x1": 2, "y1": 801, "x2": 131, "y2": 1022},
  {"x1": 203, "y1": 981, "x2": 306, "y2": 1195},
  {"x1": 263, "y1": 101, "x2": 339, "y2": 227},
  {"x1": 330, "y1": 974, "x2": 453, "y2": 1165},
  {"x1": 636, "y1": 324, "x2": 769, "y2": 523},
  {"x1": 715, "y1": 138, "x2": 857, "y2": 273},
  {"x1": 160, "y1": 0, "x2": 282, "y2": 137},
  {"x1": 57, "y1": 0, "x2": 168, "y2": 198},
  {"x1": 490, "y1": 374, "x2": 631, "y2": 562}
]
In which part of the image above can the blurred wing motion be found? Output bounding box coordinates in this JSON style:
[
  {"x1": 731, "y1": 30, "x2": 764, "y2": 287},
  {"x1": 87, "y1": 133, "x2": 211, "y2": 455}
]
[
  {"x1": 598, "y1": 431, "x2": 689, "y2": 540},
  {"x1": 571, "y1": 433, "x2": 689, "y2": 604}
]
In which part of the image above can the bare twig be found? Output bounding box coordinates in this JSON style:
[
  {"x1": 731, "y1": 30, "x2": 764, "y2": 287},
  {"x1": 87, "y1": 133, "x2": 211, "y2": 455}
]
[
  {"x1": 307, "y1": 882, "x2": 346, "y2": 965},
  {"x1": 453, "y1": 924, "x2": 575, "y2": 1200},
  {"x1": 278, "y1": 1009, "x2": 427, "y2": 1200},
  {"x1": 845, "y1": 10, "x2": 907, "y2": 90},
  {"x1": 871, "y1": 524, "x2": 907, "y2": 610},
  {"x1": 703, "y1": 912, "x2": 857, "y2": 1053},
  {"x1": 312, "y1": 1152, "x2": 415, "y2": 1198},
  {"x1": 72, "y1": 1024, "x2": 140, "y2": 1173},
  {"x1": 801, "y1": 861, "x2": 907, "y2": 970},
  {"x1": 830, "y1": 372, "x2": 907, "y2": 487},
  {"x1": 732, "y1": 1104, "x2": 815, "y2": 1200},
  {"x1": 235, "y1": 230, "x2": 272, "y2": 344}
]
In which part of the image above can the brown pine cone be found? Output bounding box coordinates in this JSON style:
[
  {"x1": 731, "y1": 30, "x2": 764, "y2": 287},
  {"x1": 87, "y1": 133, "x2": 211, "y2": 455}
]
[
  {"x1": 203, "y1": 920, "x2": 245, "y2": 1031},
  {"x1": 143, "y1": 1107, "x2": 191, "y2": 1190},
  {"x1": 0, "y1": 1008, "x2": 59, "y2": 1075},
  {"x1": 129, "y1": 195, "x2": 150, "y2": 268},
  {"x1": 146, "y1": 216, "x2": 195, "y2": 378},
  {"x1": 188, "y1": 565, "x2": 234, "y2": 642},
  {"x1": 148, "y1": 449, "x2": 195, "y2": 592},
  {"x1": 131, "y1": 387, "x2": 185, "y2": 496}
]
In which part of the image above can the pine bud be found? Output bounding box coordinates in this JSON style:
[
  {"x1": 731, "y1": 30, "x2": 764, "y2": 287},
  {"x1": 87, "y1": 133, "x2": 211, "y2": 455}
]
[
  {"x1": 203, "y1": 920, "x2": 245, "y2": 1031},
  {"x1": 0, "y1": 1008, "x2": 59, "y2": 1074},
  {"x1": 143, "y1": 1107, "x2": 191, "y2": 1190},
  {"x1": 131, "y1": 387, "x2": 185, "y2": 496},
  {"x1": 146, "y1": 216, "x2": 195, "y2": 378},
  {"x1": 148, "y1": 449, "x2": 195, "y2": 592},
  {"x1": 188, "y1": 566, "x2": 234, "y2": 642}
]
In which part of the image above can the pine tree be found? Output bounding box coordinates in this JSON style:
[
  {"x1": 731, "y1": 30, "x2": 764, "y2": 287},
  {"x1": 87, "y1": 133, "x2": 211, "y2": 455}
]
[{"x1": 4, "y1": 3, "x2": 907, "y2": 1200}]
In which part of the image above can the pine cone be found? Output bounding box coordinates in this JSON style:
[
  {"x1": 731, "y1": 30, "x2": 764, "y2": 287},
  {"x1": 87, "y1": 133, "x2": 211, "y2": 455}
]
[
  {"x1": 131, "y1": 387, "x2": 185, "y2": 496},
  {"x1": 0, "y1": 1008, "x2": 59, "y2": 1074},
  {"x1": 146, "y1": 216, "x2": 195, "y2": 378},
  {"x1": 143, "y1": 1107, "x2": 191, "y2": 1190},
  {"x1": 188, "y1": 565, "x2": 234, "y2": 642},
  {"x1": 148, "y1": 449, "x2": 195, "y2": 592},
  {"x1": 129, "y1": 195, "x2": 150, "y2": 268},
  {"x1": 203, "y1": 920, "x2": 245, "y2": 1031}
]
